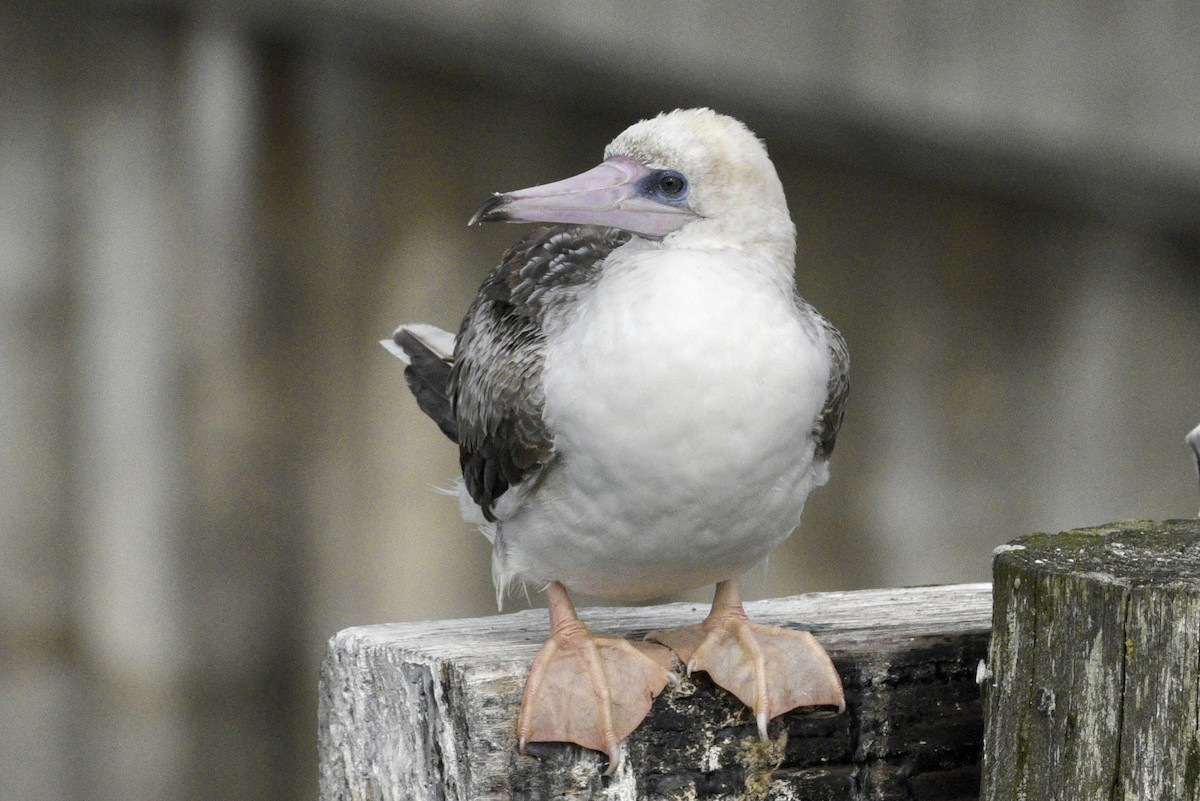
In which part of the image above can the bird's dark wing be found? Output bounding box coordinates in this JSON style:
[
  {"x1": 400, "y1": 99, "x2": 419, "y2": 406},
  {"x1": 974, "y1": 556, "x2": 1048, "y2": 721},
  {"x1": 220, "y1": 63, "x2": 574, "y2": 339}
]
[
  {"x1": 810, "y1": 309, "x2": 849, "y2": 460},
  {"x1": 452, "y1": 225, "x2": 631, "y2": 520}
]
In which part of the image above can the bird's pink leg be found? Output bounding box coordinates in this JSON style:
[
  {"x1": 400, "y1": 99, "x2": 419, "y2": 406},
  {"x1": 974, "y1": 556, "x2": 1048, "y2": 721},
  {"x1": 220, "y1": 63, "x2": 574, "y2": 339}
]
[
  {"x1": 517, "y1": 582, "x2": 676, "y2": 775},
  {"x1": 648, "y1": 578, "x2": 844, "y2": 737}
]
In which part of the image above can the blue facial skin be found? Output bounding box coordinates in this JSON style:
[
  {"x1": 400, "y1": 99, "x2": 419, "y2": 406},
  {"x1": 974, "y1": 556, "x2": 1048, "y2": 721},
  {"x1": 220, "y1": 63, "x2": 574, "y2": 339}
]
[{"x1": 637, "y1": 170, "x2": 690, "y2": 207}]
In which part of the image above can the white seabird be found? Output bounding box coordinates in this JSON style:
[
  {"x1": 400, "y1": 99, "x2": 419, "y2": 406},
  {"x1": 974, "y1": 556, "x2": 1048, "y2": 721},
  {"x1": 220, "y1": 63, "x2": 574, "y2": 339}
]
[{"x1": 384, "y1": 108, "x2": 847, "y2": 772}]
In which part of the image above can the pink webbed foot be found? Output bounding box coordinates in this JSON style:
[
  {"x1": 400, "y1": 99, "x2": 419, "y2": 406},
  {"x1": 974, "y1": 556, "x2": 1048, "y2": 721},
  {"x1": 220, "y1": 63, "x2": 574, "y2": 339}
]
[
  {"x1": 648, "y1": 578, "x2": 844, "y2": 736},
  {"x1": 517, "y1": 582, "x2": 677, "y2": 775}
]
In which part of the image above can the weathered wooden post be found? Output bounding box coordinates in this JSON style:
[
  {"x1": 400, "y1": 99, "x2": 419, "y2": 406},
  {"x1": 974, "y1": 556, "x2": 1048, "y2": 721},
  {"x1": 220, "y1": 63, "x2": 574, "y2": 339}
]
[
  {"x1": 981, "y1": 519, "x2": 1200, "y2": 799},
  {"x1": 319, "y1": 584, "x2": 991, "y2": 800}
]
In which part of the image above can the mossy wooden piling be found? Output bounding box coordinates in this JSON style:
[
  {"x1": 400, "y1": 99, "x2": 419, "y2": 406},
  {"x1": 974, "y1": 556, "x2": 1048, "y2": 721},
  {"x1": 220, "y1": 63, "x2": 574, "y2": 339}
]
[{"x1": 981, "y1": 519, "x2": 1200, "y2": 800}]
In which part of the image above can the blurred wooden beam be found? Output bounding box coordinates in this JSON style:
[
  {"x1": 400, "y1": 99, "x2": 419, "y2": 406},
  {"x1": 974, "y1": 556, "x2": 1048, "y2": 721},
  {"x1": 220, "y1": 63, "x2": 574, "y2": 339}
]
[{"x1": 93, "y1": 0, "x2": 1200, "y2": 234}]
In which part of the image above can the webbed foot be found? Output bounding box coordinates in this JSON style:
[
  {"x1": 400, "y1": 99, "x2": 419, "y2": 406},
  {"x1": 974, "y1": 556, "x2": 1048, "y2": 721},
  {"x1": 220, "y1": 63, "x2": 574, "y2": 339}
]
[
  {"x1": 648, "y1": 578, "x2": 843, "y2": 736},
  {"x1": 518, "y1": 582, "x2": 677, "y2": 774}
]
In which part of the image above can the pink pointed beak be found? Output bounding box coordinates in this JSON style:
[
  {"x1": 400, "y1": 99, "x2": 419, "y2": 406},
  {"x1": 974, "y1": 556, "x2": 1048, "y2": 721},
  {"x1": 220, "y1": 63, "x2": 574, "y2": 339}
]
[{"x1": 468, "y1": 155, "x2": 697, "y2": 239}]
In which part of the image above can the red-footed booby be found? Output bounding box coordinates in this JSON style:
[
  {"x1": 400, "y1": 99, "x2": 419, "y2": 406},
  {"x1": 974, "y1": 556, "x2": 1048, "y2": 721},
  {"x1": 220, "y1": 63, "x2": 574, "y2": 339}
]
[{"x1": 383, "y1": 108, "x2": 848, "y2": 773}]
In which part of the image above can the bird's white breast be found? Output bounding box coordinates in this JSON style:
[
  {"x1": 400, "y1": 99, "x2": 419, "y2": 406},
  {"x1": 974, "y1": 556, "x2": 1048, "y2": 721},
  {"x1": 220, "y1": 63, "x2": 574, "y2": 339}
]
[{"x1": 496, "y1": 245, "x2": 832, "y2": 600}]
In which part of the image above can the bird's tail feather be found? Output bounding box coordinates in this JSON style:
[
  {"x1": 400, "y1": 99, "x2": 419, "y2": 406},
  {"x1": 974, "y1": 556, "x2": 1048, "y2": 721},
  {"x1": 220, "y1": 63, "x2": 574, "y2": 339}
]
[{"x1": 383, "y1": 324, "x2": 458, "y2": 443}]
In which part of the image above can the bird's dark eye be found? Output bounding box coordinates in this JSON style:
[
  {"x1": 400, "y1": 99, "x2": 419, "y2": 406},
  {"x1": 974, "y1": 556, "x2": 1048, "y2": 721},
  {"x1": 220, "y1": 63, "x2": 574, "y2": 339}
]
[{"x1": 658, "y1": 172, "x2": 686, "y2": 196}]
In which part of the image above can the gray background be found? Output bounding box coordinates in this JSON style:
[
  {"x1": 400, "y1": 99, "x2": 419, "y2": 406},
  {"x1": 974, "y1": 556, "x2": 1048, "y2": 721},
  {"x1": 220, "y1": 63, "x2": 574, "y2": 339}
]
[{"x1": 4, "y1": 2, "x2": 1199, "y2": 799}]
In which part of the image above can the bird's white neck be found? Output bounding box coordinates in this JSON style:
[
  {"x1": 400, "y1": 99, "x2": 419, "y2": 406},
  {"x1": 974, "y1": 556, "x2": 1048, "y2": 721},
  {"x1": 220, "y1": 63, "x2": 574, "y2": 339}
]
[{"x1": 647, "y1": 213, "x2": 798, "y2": 294}]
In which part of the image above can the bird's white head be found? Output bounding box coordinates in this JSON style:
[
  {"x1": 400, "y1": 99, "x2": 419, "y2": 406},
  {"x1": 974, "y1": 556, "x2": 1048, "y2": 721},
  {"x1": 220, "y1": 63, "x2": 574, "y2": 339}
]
[
  {"x1": 605, "y1": 108, "x2": 794, "y2": 253},
  {"x1": 471, "y1": 108, "x2": 795, "y2": 262}
]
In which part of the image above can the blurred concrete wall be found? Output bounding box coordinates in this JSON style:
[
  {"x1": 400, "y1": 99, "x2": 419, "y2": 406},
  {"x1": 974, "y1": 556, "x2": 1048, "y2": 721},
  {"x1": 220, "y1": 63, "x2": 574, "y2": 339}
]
[{"x1": 3, "y1": 2, "x2": 1198, "y2": 800}]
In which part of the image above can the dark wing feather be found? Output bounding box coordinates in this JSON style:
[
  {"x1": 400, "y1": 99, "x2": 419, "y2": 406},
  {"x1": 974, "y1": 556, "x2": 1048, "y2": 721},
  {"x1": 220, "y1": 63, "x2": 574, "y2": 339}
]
[
  {"x1": 393, "y1": 329, "x2": 458, "y2": 442},
  {"x1": 452, "y1": 225, "x2": 630, "y2": 520},
  {"x1": 812, "y1": 312, "x2": 849, "y2": 460}
]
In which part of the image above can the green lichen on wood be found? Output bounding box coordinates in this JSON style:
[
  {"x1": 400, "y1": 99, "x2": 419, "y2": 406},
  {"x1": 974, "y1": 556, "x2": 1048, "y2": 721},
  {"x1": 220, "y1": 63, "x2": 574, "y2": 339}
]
[
  {"x1": 983, "y1": 519, "x2": 1200, "y2": 800},
  {"x1": 999, "y1": 519, "x2": 1200, "y2": 586},
  {"x1": 737, "y1": 730, "x2": 787, "y2": 800}
]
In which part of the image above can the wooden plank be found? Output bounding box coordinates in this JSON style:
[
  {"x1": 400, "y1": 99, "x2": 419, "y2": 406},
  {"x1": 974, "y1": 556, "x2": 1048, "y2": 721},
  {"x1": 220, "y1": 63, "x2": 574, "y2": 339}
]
[
  {"x1": 981, "y1": 519, "x2": 1200, "y2": 800},
  {"x1": 319, "y1": 583, "x2": 991, "y2": 800}
]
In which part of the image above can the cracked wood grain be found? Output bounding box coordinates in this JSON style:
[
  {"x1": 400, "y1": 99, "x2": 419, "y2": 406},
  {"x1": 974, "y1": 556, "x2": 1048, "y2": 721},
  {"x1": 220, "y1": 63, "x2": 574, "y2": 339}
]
[{"x1": 320, "y1": 584, "x2": 991, "y2": 800}]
